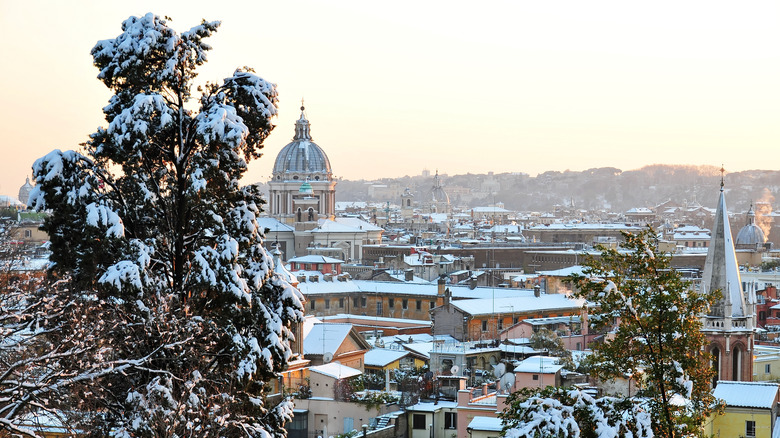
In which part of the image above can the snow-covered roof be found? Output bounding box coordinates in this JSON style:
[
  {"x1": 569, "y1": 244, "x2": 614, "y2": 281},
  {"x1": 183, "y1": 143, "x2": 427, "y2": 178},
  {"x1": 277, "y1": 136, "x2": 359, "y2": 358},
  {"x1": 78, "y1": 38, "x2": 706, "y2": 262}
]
[
  {"x1": 537, "y1": 265, "x2": 586, "y2": 277},
  {"x1": 334, "y1": 217, "x2": 383, "y2": 231},
  {"x1": 528, "y1": 223, "x2": 642, "y2": 231},
  {"x1": 405, "y1": 401, "x2": 459, "y2": 412},
  {"x1": 471, "y1": 206, "x2": 511, "y2": 213},
  {"x1": 451, "y1": 294, "x2": 584, "y2": 317},
  {"x1": 467, "y1": 416, "x2": 503, "y2": 432},
  {"x1": 295, "y1": 278, "x2": 543, "y2": 300},
  {"x1": 402, "y1": 342, "x2": 435, "y2": 359},
  {"x1": 499, "y1": 344, "x2": 537, "y2": 355},
  {"x1": 713, "y1": 381, "x2": 778, "y2": 409},
  {"x1": 513, "y1": 356, "x2": 565, "y2": 374},
  {"x1": 257, "y1": 217, "x2": 295, "y2": 233},
  {"x1": 303, "y1": 323, "x2": 352, "y2": 356},
  {"x1": 288, "y1": 255, "x2": 344, "y2": 264},
  {"x1": 302, "y1": 315, "x2": 323, "y2": 338},
  {"x1": 364, "y1": 348, "x2": 410, "y2": 367},
  {"x1": 309, "y1": 363, "x2": 362, "y2": 379},
  {"x1": 320, "y1": 314, "x2": 432, "y2": 327},
  {"x1": 625, "y1": 208, "x2": 653, "y2": 214},
  {"x1": 312, "y1": 218, "x2": 378, "y2": 234}
]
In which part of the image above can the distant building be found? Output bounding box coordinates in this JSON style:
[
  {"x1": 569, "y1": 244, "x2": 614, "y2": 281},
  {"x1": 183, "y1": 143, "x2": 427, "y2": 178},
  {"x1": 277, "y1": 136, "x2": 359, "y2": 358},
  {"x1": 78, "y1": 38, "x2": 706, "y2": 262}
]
[
  {"x1": 268, "y1": 104, "x2": 336, "y2": 223},
  {"x1": 264, "y1": 105, "x2": 382, "y2": 260}
]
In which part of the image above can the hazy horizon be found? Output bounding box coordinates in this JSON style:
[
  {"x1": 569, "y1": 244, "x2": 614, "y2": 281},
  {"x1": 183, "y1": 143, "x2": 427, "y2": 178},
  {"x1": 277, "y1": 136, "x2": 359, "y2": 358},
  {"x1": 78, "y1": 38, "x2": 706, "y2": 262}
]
[{"x1": 1, "y1": 1, "x2": 778, "y2": 198}]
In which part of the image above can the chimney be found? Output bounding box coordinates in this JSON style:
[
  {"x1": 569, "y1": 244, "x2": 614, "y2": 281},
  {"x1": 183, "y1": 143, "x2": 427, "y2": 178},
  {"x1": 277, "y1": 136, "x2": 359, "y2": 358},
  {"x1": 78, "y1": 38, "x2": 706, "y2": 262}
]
[
  {"x1": 534, "y1": 284, "x2": 541, "y2": 298},
  {"x1": 444, "y1": 287, "x2": 452, "y2": 306},
  {"x1": 469, "y1": 275, "x2": 478, "y2": 290},
  {"x1": 405, "y1": 268, "x2": 414, "y2": 282},
  {"x1": 438, "y1": 276, "x2": 446, "y2": 297},
  {"x1": 482, "y1": 382, "x2": 489, "y2": 396}
]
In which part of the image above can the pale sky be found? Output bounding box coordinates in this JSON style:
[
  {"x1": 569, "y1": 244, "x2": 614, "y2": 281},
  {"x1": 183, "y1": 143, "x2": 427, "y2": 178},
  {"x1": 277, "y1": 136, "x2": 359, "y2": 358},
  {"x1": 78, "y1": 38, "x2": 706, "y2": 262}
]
[{"x1": 1, "y1": 0, "x2": 778, "y2": 198}]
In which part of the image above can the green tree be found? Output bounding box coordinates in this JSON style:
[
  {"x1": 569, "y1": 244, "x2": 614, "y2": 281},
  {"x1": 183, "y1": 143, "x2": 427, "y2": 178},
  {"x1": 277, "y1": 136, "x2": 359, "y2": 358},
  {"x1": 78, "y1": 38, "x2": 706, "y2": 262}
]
[
  {"x1": 568, "y1": 228, "x2": 719, "y2": 437},
  {"x1": 528, "y1": 328, "x2": 575, "y2": 371}
]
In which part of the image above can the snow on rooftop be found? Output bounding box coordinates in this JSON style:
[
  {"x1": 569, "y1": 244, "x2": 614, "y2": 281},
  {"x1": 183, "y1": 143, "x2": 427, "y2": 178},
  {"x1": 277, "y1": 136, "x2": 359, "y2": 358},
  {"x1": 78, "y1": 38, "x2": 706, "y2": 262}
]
[
  {"x1": 713, "y1": 381, "x2": 779, "y2": 409},
  {"x1": 288, "y1": 254, "x2": 344, "y2": 264},
  {"x1": 451, "y1": 294, "x2": 584, "y2": 317},
  {"x1": 334, "y1": 217, "x2": 383, "y2": 231},
  {"x1": 309, "y1": 363, "x2": 362, "y2": 380},
  {"x1": 320, "y1": 313, "x2": 431, "y2": 327},
  {"x1": 402, "y1": 342, "x2": 435, "y2": 359},
  {"x1": 303, "y1": 323, "x2": 352, "y2": 356},
  {"x1": 513, "y1": 356, "x2": 565, "y2": 374},
  {"x1": 364, "y1": 348, "x2": 409, "y2": 367},
  {"x1": 536, "y1": 265, "x2": 586, "y2": 277},
  {"x1": 529, "y1": 223, "x2": 642, "y2": 231},
  {"x1": 257, "y1": 217, "x2": 295, "y2": 233},
  {"x1": 405, "y1": 400, "x2": 459, "y2": 412},
  {"x1": 468, "y1": 416, "x2": 504, "y2": 432}
]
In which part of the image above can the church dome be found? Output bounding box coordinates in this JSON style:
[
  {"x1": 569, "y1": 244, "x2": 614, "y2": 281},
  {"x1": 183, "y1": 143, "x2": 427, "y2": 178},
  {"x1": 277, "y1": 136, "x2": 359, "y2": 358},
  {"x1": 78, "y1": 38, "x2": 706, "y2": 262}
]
[
  {"x1": 272, "y1": 106, "x2": 332, "y2": 180},
  {"x1": 431, "y1": 171, "x2": 449, "y2": 205},
  {"x1": 736, "y1": 204, "x2": 765, "y2": 247},
  {"x1": 18, "y1": 177, "x2": 34, "y2": 207}
]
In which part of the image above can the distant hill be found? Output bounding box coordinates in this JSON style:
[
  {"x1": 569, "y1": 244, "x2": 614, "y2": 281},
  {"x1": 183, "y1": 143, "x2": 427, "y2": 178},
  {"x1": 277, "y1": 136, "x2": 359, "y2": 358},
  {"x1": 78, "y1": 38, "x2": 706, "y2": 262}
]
[{"x1": 333, "y1": 165, "x2": 780, "y2": 214}]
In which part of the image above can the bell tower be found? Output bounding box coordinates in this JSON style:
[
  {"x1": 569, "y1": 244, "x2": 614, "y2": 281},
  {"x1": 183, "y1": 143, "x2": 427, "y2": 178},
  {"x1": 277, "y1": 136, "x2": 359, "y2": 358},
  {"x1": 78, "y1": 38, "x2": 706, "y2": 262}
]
[{"x1": 702, "y1": 170, "x2": 756, "y2": 385}]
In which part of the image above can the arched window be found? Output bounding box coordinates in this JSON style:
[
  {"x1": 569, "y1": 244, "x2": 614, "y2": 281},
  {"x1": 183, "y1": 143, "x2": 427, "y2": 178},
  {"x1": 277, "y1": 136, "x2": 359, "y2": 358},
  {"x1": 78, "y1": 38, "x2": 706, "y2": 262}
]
[
  {"x1": 733, "y1": 345, "x2": 742, "y2": 381},
  {"x1": 406, "y1": 199, "x2": 411, "y2": 207},
  {"x1": 308, "y1": 208, "x2": 314, "y2": 221},
  {"x1": 296, "y1": 208, "x2": 302, "y2": 222},
  {"x1": 711, "y1": 346, "x2": 720, "y2": 387}
]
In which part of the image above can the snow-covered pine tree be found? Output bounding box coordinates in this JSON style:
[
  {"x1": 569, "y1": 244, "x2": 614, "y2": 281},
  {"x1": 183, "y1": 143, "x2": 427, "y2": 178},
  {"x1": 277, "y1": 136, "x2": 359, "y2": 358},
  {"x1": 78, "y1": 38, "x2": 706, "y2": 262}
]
[{"x1": 29, "y1": 13, "x2": 304, "y2": 437}]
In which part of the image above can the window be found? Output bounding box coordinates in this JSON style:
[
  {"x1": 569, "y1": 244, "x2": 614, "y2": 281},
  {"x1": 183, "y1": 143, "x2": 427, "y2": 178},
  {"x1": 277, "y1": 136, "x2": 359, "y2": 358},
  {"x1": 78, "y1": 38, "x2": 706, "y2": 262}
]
[
  {"x1": 746, "y1": 420, "x2": 756, "y2": 437},
  {"x1": 376, "y1": 301, "x2": 383, "y2": 316},
  {"x1": 402, "y1": 299, "x2": 408, "y2": 310},
  {"x1": 444, "y1": 412, "x2": 457, "y2": 429},
  {"x1": 339, "y1": 298, "x2": 344, "y2": 308},
  {"x1": 389, "y1": 298, "x2": 395, "y2": 308},
  {"x1": 310, "y1": 300, "x2": 316, "y2": 311},
  {"x1": 324, "y1": 299, "x2": 330, "y2": 309},
  {"x1": 482, "y1": 320, "x2": 488, "y2": 332},
  {"x1": 429, "y1": 301, "x2": 435, "y2": 309},
  {"x1": 498, "y1": 319, "x2": 503, "y2": 330},
  {"x1": 287, "y1": 412, "x2": 308, "y2": 438},
  {"x1": 24, "y1": 229, "x2": 32, "y2": 238},
  {"x1": 361, "y1": 296, "x2": 367, "y2": 307},
  {"x1": 343, "y1": 417, "x2": 354, "y2": 434},
  {"x1": 412, "y1": 414, "x2": 426, "y2": 430},
  {"x1": 353, "y1": 297, "x2": 359, "y2": 308},
  {"x1": 416, "y1": 300, "x2": 422, "y2": 310},
  {"x1": 532, "y1": 374, "x2": 539, "y2": 381},
  {"x1": 766, "y1": 364, "x2": 772, "y2": 374}
]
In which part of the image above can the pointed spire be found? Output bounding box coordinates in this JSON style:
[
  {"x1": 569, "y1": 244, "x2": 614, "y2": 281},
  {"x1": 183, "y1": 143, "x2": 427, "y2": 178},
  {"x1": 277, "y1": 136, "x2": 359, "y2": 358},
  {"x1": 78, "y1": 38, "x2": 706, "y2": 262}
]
[
  {"x1": 271, "y1": 244, "x2": 298, "y2": 287},
  {"x1": 703, "y1": 180, "x2": 746, "y2": 318},
  {"x1": 294, "y1": 98, "x2": 311, "y2": 141}
]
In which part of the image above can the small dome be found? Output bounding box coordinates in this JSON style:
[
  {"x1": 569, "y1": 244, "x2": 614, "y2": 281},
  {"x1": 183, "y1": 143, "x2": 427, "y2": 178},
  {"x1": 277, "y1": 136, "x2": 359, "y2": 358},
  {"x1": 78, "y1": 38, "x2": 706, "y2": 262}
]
[
  {"x1": 737, "y1": 224, "x2": 765, "y2": 246},
  {"x1": 299, "y1": 180, "x2": 313, "y2": 195},
  {"x1": 18, "y1": 177, "x2": 34, "y2": 207},
  {"x1": 431, "y1": 171, "x2": 449, "y2": 205},
  {"x1": 736, "y1": 205, "x2": 765, "y2": 247},
  {"x1": 272, "y1": 107, "x2": 332, "y2": 179}
]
